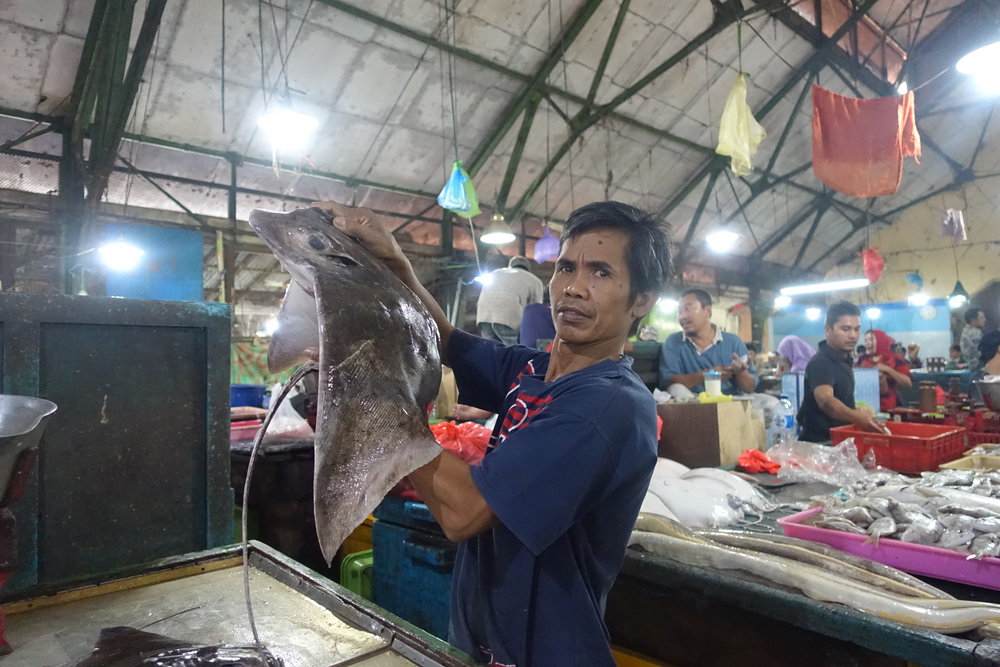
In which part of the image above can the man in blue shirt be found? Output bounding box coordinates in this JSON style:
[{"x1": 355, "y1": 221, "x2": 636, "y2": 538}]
[
  {"x1": 320, "y1": 199, "x2": 671, "y2": 667},
  {"x1": 659, "y1": 289, "x2": 758, "y2": 397}
]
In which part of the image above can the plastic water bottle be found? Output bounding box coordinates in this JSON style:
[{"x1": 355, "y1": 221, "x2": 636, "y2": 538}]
[{"x1": 771, "y1": 394, "x2": 796, "y2": 446}]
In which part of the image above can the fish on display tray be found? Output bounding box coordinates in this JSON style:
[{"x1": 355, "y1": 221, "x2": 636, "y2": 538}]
[{"x1": 69, "y1": 626, "x2": 282, "y2": 666}]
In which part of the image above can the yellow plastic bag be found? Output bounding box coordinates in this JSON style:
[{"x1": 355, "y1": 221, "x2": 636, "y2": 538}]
[{"x1": 716, "y1": 73, "x2": 766, "y2": 177}]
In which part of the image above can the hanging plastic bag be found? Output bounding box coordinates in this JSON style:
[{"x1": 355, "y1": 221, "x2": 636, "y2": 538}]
[
  {"x1": 430, "y1": 420, "x2": 491, "y2": 465},
  {"x1": 860, "y1": 247, "x2": 884, "y2": 284},
  {"x1": 716, "y1": 73, "x2": 766, "y2": 177},
  {"x1": 437, "y1": 160, "x2": 481, "y2": 218}
]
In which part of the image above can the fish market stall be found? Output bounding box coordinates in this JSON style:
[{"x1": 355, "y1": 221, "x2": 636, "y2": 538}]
[
  {"x1": 0, "y1": 540, "x2": 472, "y2": 666},
  {"x1": 612, "y1": 471, "x2": 1000, "y2": 666}
]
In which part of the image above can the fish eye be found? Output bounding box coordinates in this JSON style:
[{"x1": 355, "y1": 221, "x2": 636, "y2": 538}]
[{"x1": 308, "y1": 235, "x2": 326, "y2": 251}]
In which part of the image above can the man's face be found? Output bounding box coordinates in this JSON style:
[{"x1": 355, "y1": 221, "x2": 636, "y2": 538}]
[
  {"x1": 826, "y1": 315, "x2": 861, "y2": 354},
  {"x1": 677, "y1": 294, "x2": 711, "y2": 336},
  {"x1": 951, "y1": 347, "x2": 962, "y2": 360},
  {"x1": 975, "y1": 312, "x2": 987, "y2": 328},
  {"x1": 549, "y1": 229, "x2": 653, "y2": 347}
]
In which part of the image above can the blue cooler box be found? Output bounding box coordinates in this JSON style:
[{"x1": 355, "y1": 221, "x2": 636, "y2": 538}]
[{"x1": 372, "y1": 497, "x2": 455, "y2": 639}]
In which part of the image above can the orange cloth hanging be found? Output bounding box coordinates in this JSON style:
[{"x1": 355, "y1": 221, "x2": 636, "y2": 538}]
[{"x1": 811, "y1": 85, "x2": 921, "y2": 198}]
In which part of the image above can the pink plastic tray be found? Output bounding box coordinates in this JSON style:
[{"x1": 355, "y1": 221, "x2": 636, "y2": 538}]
[{"x1": 778, "y1": 506, "x2": 1000, "y2": 591}]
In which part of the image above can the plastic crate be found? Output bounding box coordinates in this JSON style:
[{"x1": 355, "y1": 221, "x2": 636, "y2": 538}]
[
  {"x1": 340, "y1": 548, "x2": 373, "y2": 600},
  {"x1": 829, "y1": 422, "x2": 966, "y2": 474},
  {"x1": 230, "y1": 384, "x2": 266, "y2": 407}
]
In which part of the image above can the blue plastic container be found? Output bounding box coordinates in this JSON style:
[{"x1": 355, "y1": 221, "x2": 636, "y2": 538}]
[
  {"x1": 372, "y1": 498, "x2": 454, "y2": 639},
  {"x1": 230, "y1": 384, "x2": 266, "y2": 408}
]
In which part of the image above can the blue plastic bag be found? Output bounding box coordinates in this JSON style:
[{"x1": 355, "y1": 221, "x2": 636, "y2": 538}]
[{"x1": 437, "y1": 161, "x2": 481, "y2": 218}]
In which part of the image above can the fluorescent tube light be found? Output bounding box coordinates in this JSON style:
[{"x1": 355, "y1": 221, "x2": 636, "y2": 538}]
[{"x1": 779, "y1": 278, "x2": 869, "y2": 296}]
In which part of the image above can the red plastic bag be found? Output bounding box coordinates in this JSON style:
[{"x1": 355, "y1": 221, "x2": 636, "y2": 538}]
[
  {"x1": 430, "y1": 420, "x2": 491, "y2": 465},
  {"x1": 737, "y1": 448, "x2": 781, "y2": 474}
]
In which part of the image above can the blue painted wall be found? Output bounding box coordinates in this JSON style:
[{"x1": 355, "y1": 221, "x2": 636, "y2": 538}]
[
  {"x1": 102, "y1": 223, "x2": 203, "y2": 301},
  {"x1": 771, "y1": 299, "x2": 953, "y2": 358}
]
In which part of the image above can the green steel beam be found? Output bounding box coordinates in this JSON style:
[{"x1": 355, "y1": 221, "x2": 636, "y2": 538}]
[
  {"x1": 508, "y1": 4, "x2": 754, "y2": 222},
  {"x1": 658, "y1": 0, "x2": 880, "y2": 270},
  {"x1": 87, "y1": 0, "x2": 167, "y2": 205},
  {"x1": 761, "y1": 71, "x2": 817, "y2": 181},
  {"x1": 585, "y1": 0, "x2": 631, "y2": 107},
  {"x1": 464, "y1": 0, "x2": 605, "y2": 177},
  {"x1": 672, "y1": 168, "x2": 721, "y2": 273},
  {"x1": 791, "y1": 196, "x2": 832, "y2": 269},
  {"x1": 313, "y1": 0, "x2": 709, "y2": 172},
  {"x1": 750, "y1": 197, "x2": 824, "y2": 261},
  {"x1": 495, "y1": 93, "x2": 541, "y2": 211}
]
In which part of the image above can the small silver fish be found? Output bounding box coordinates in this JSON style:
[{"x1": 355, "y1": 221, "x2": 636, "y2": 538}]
[
  {"x1": 815, "y1": 516, "x2": 866, "y2": 534},
  {"x1": 865, "y1": 516, "x2": 897, "y2": 545},
  {"x1": 937, "y1": 529, "x2": 976, "y2": 550},
  {"x1": 939, "y1": 513, "x2": 977, "y2": 531},
  {"x1": 899, "y1": 516, "x2": 944, "y2": 545},
  {"x1": 967, "y1": 534, "x2": 1000, "y2": 560}
]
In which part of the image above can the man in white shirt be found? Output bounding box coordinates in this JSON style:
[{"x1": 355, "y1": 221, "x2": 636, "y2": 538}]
[{"x1": 476, "y1": 256, "x2": 545, "y2": 345}]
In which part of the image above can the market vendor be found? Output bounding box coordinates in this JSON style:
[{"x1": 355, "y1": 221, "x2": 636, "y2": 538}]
[
  {"x1": 798, "y1": 301, "x2": 887, "y2": 443},
  {"x1": 317, "y1": 199, "x2": 670, "y2": 667},
  {"x1": 658, "y1": 289, "x2": 758, "y2": 398},
  {"x1": 856, "y1": 329, "x2": 912, "y2": 411}
]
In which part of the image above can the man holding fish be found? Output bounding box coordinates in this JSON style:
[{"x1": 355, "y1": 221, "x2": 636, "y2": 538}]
[{"x1": 315, "y1": 199, "x2": 671, "y2": 667}]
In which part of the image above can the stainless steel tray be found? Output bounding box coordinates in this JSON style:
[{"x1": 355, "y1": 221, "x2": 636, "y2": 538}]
[{"x1": 0, "y1": 541, "x2": 471, "y2": 666}]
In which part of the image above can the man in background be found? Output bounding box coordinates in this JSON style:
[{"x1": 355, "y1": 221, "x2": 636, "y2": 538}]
[
  {"x1": 961, "y1": 307, "x2": 987, "y2": 372},
  {"x1": 798, "y1": 301, "x2": 886, "y2": 443},
  {"x1": 476, "y1": 255, "x2": 545, "y2": 346},
  {"x1": 658, "y1": 289, "x2": 757, "y2": 398}
]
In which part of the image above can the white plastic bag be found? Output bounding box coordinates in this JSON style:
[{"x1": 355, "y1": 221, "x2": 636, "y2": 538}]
[
  {"x1": 716, "y1": 73, "x2": 766, "y2": 176},
  {"x1": 765, "y1": 438, "x2": 867, "y2": 486},
  {"x1": 263, "y1": 382, "x2": 314, "y2": 442}
]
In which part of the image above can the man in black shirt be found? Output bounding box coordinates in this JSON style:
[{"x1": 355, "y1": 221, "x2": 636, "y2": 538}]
[{"x1": 798, "y1": 301, "x2": 887, "y2": 442}]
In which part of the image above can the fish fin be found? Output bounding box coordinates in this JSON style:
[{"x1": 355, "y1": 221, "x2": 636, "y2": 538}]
[
  {"x1": 312, "y1": 340, "x2": 441, "y2": 565},
  {"x1": 268, "y1": 281, "x2": 321, "y2": 372}
]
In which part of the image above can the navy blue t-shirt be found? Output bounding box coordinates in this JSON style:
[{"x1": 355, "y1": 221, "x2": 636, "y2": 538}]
[{"x1": 447, "y1": 329, "x2": 657, "y2": 667}]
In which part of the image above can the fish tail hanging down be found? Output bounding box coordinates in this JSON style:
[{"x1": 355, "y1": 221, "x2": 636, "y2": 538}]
[{"x1": 313, "y1": 340, "x2": 441, "y2": 565}]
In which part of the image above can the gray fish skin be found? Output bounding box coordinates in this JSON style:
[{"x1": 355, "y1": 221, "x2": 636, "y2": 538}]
[
  {"x1": 969, "y1": 534, "x2": 1000, "y2": 560},
  {"x1": 899, "y1": 516, "x2": 944, "y2": 545},
  {"x1": 249, "y1": 207, "x2": 442, "y2": 563},
  {"x1": 865, "y1": 516, "x2": 897, "y2": 545},
  {"x1": 68, "y1": 626, "x2": 282, "y2": 666},
  {"x1": 937, "y1": 529, "x2": 976, "y2": 550}
]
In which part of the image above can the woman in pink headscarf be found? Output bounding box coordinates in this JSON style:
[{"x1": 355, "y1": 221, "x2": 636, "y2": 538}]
[
  {"x1": 856, "y1": 329, "x2": 912, "y2": 411},
  {"x1": 776, "y1": 336, "x2": 817, "y2": 374}
]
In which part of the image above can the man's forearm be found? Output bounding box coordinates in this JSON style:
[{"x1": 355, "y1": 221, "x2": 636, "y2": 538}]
[
  {"x1": 666, "y1": 370, "x2": 706, "y2": 389},
  {"x1": 735, "y1": 369, "x2": 756, "y2": 393},
  {"x1": 817, "y1": 394, "x2": 867, "y2": 426},
  {"x1": 408, "y1": 450, "x2": 496, "y2": 542}
]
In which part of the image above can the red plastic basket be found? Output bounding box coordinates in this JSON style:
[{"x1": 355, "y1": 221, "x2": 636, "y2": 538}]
[{"x1": 829, "y1": 422, "x2": 966, "y2": 474}]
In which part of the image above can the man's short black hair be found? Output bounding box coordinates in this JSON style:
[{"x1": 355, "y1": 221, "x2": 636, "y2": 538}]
[
  {"x1": 745, "y1": 342, "x2": 759, "y2": 354},
  {"x1": 825, "y1": 301, "x2": 860, "y2": 328},
  {"x1": 561, "y1": 201, "x2": 673, "y2": 335},
  {"x1": 680, "y1": 288, "x2": 712, "y2": 308},
  {"x1": 965, "y1": 307, "x2": 983, "y2": 323},
  {"x1": 950, "y1": 344, "x2": 962, "y2": 353}
]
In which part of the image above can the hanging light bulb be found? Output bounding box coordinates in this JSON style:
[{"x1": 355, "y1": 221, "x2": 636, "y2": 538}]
[
  {"x1": 908, "y1": 292, "x2": 930, "y2": 307},
  {"x1": 533, "y1": 223, "x2": 560, "y2": 263},
  {"x1": 948, "y1": 281, "x2": 969, "y2": 308},
  {"x1": 98, "y1": 241, "x2": 145, "y2": 271},
  {"x1": 773, "y1": 295, "x2": 792, "y2": 309},
  {"x1": 258, "y1": 100, "x2": 319, "y2": 155},
  {"x1": 705, "y1": 229, "x2": 739, "y2": 253},
  {"x1": 481, "y1": 213, "x2": 515, "y2": 245},
  {"x1": 866, "y1": 307, "x2": 882, "y2": 320},
  {"x1": 805, "y1": 307, "x2": 822, "y2": 321},
  {"x1": 956, "y1": 40, "x2": 1000, "y2": 95},
  {"x1": 657, "y1": 297, "x2": 678, "y2": 312}
]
